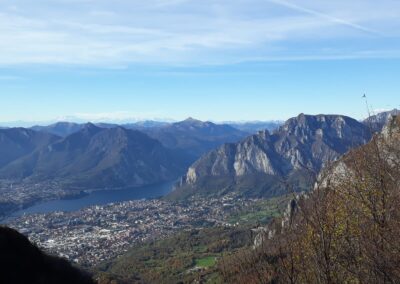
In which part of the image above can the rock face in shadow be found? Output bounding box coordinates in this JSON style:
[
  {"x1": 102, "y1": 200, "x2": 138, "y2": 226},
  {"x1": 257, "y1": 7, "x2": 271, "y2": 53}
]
[{"x1": 0, "y1": 226, "x2": 95, "y2": 284}]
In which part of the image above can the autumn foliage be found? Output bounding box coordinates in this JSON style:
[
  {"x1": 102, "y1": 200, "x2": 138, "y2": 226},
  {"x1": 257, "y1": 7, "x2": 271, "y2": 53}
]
[{"x1": 220, "y1": 116, "x2": 400, "y2": 284}]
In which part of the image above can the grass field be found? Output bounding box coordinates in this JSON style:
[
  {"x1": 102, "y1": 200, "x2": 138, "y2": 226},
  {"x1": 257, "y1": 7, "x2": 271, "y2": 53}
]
[
  {"x1": 195, "y1": 256, "x2": 216, "y2": 268},
  {"x1": 227, "y1": 195, "x2": 291, "y2": 225}
]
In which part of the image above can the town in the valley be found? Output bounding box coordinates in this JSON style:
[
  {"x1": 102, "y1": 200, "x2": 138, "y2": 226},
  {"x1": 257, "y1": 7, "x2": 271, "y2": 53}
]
[{"x1": 5, "y1": 195, "x2": 262, "y2": 267}]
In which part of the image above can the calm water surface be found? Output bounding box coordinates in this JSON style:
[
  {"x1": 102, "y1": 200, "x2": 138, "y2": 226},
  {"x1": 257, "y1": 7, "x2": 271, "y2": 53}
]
[{"x1": 10, "y1": 181, "x2": 175, "y2": 217}]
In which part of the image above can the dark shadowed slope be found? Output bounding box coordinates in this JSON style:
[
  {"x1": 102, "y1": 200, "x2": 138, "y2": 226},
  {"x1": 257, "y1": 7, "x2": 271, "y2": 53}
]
[
  {"x1": 0, "y1": 128, "x2": 59, "y2": 168},
  {"x1": 0, "y1": 226, "x2": 95, "y2": 284}
]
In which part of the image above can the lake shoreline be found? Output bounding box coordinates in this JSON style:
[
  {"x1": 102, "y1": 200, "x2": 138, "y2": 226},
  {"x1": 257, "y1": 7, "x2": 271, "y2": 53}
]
[{"x1": 0, "y1": 180, "x2": 176, "y2": 223}]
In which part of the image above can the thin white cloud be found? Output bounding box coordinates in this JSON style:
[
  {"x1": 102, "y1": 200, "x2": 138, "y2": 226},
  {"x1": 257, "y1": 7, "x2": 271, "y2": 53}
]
[{"x1": 0, "y1": 0, "x2": 398, "y2": 66}]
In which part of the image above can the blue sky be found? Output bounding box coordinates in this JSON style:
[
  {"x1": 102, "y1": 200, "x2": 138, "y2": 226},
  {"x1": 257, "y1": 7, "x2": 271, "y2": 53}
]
[{"x1": 0, "y1": 0, "x2": 399, "y2": 125}]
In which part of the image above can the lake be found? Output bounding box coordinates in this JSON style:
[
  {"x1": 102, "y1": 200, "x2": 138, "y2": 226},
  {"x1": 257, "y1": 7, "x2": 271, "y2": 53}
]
[{"x1": 9, "y1": 181, "x2": 175, "y2": 217}]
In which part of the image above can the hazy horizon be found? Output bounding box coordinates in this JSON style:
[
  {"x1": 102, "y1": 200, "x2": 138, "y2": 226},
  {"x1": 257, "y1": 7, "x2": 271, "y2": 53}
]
[
  {"x1": 0, "y1": 108, "x2": 397, "y2": 128},
  {"x1": 0, "y1": 115, "x2": 284, "y2": 128}
]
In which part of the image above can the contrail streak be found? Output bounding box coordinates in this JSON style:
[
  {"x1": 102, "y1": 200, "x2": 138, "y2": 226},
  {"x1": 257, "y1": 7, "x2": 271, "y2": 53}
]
[{"x1": 266, "y1": 0, "x2": 381, "y2": 36}]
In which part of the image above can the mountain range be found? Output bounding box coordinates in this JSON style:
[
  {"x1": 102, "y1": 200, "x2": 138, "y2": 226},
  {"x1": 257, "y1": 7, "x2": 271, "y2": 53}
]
[
  {"x1": 0, "y1": 124, "x2": 190, "y2": 189},
  {"x1": 29, "y1": 118, "x2": 249, "y2": 160},
  {"x1": 141, "y1": 118, "x2": 247, "y2": 159},
  {"x1": 30, "y1": 121, "x2": 170, "y2": 137},
  {"x1": 171, "y1": 114, "x2": 372, "y2": 199},
  {"x1": 1, "y1": 111, "x2": 397, "y2": 204},
  {"x1": 0, "y1": 118, "x2": 250, "y2": 193}
]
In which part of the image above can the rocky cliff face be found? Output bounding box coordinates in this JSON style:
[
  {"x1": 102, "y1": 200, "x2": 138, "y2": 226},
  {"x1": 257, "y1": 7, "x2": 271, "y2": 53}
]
[
  {"x1": 363, "y1": 108, "x2": 399, "y2": 133},
  {"x1": 253, "y1": 115, "x2": 400, "y2": 251},
  {"x1": 172, "y1": 114, "x2": 371, "y2": 198},
  {"x1": 321, "y1": 114, "x2": 400, "y2": 187}
]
